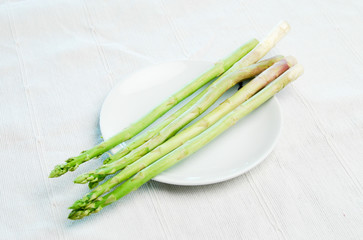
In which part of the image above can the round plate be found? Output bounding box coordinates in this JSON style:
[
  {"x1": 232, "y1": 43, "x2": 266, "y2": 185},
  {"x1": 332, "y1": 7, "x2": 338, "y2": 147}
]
[{"x1": 100, "y1": 61, "x2": 282, "y2": 185}]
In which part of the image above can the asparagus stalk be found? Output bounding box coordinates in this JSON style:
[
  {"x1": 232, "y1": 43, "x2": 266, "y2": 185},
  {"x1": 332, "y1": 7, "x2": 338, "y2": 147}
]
[
  {"x1": 68, "y1": 64, "x2": 304, "y2": 220},
  {"x1": 82, "y1": 21, "x2": 291, "y2": 187},
  {"x1": 49, "y1": 39, "x2": 258, "y2": 178},
  {"x1": 70, "y1": 57, "x2": 295, "y2": 210},
  {"x1": 74, "y1": 56, "x2": 283, "y2": 184}
]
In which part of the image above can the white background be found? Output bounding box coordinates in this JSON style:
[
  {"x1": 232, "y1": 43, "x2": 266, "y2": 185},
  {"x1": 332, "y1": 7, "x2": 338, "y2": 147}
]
[{"x1": 0, "y1": 0, "x2": 362, "y2": 239}]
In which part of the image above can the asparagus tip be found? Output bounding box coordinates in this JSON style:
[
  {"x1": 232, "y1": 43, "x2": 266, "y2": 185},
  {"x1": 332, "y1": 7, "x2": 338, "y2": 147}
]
[
  {"x1": 73, "y1": 173, "x2": 92, "y2": 184},
  {"x1": 49, "y1": 164, "x2": 69, "y2": 178},
  {"x1": 68, "y1": 204, "x2": 103, "y2": 220},
  {"x1": 68, "y1": 210, "x2": 83, "y2": 220}
]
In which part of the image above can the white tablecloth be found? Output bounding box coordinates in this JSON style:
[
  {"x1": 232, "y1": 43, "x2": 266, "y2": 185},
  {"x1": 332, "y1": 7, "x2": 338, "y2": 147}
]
[{"x1": 0, "y1": 0, "x2": 362, "y2": 239}]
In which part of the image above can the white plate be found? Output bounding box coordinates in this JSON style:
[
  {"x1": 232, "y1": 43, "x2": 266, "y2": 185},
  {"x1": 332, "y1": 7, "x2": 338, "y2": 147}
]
[{"x1": 100, "y1": 60, "x2": 282, "y2": 186}]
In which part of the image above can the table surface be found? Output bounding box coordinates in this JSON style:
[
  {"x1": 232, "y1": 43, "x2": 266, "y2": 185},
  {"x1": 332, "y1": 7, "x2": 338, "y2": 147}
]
[{"x1": 0, "y1": 0, "x2": 362, "y2": 239}]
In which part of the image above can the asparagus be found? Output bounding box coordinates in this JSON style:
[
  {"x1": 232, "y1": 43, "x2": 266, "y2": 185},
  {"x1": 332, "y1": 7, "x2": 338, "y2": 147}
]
[
  {"x1": 68, "y1": 64, "x2": 304, "y2": 220},
  {"x1": 48, "y1": 39, "x2": 258, "y2": 178},
  {"x1": 70, "y1": 57, "x2": 295, "y2": 210},
  {"x1": 74, "y1": 56, "x2": 283, "y2": 184},
  {"x1": 75, "y1": 21, "x2": 290, "y2": 184}
]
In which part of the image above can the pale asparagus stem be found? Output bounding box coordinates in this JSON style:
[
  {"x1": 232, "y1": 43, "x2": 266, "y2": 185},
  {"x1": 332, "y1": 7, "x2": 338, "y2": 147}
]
[
  {"x1": 74, "y1": 56, "x2": 283, "y2": 184},
  {"x1": 48, "y1": 39, "x2": 258, "y2": 178},
  {"x1": 70, "y1": 57, "x2": 296, "y2": 210},
  {"x1": 68, "y1": 64, "x2": 304, "y2": 220},
  {"x1": 224, "y1": 21, "x2": 290, "y2": 74}
]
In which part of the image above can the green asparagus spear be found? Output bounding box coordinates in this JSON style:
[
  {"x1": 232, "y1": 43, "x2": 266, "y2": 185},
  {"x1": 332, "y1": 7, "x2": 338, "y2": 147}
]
[
  {"x1": 68, "y1": 64, "x2": 304, "y2": 220},
  {"x1": 74, "y1": 56, "x2": 283, "y2": 184},
  {"x1": 49, "y1": 39, "x2": 258, "y2": 178},
  {"x1": 70, "y1": 57, "x2": 295, "y2": 210}
]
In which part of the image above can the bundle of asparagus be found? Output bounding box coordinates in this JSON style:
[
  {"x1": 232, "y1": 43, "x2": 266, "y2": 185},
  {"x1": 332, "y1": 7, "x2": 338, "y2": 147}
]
[{"x1": 49, "y1": 21, "x2": 304, "y2": 220}]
